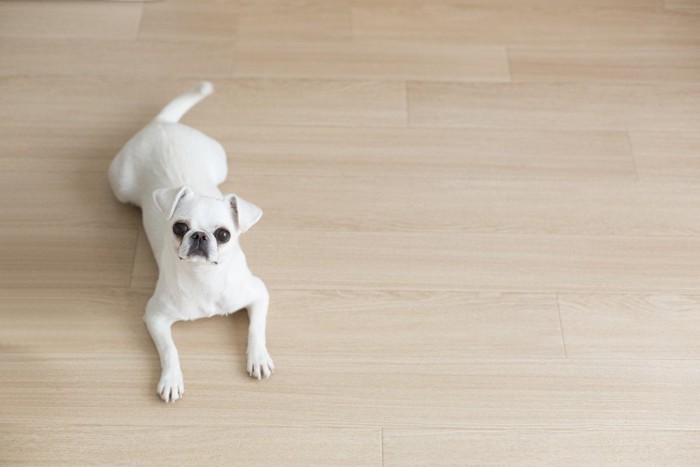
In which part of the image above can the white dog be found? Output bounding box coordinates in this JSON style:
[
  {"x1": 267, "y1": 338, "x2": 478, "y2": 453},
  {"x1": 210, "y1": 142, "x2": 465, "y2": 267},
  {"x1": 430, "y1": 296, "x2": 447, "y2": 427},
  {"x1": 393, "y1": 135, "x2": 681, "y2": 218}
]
[{"x1": 109, "y1": 82, "x2": 274, "y2": 403}]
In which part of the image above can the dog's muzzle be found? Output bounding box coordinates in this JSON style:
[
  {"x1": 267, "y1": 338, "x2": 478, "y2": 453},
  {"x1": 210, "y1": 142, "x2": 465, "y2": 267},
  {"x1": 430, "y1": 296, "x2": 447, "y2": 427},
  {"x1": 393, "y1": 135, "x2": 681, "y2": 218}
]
[{"x1": 186, "y1": 231, "x2": 210, "y2": 259}]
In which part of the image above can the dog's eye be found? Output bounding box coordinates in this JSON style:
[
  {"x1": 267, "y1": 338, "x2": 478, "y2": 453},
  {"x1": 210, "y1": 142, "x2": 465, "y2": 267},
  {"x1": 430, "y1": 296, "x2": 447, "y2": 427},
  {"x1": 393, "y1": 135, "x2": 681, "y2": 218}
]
[
  {"x1": 172, "y1": 222, "x2": 189, "y2": 237},
  {"x1": 215, "y1": 228, "x2": 230, "y2": 243}
]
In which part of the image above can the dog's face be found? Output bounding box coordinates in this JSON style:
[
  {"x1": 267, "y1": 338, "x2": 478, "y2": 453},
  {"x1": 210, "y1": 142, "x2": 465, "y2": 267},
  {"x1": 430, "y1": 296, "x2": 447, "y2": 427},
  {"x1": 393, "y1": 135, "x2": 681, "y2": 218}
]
[{"x1": 153, "y1": 186, "x2": 262, "y2": 265}]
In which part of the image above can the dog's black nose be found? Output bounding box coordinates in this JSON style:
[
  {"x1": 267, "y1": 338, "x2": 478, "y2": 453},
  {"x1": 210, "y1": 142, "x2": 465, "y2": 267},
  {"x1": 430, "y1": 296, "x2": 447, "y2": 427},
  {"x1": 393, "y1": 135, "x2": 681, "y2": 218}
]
[{"x1": 191, "y1": 231, "x2": 208, "y2": 242}]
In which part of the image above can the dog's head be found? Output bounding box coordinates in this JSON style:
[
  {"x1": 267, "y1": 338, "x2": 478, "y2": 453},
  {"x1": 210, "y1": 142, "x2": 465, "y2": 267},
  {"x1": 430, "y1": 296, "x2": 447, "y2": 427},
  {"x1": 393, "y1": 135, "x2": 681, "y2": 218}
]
[{"x1": 153, "y1": 186, "x2": 262, "y2": 265}]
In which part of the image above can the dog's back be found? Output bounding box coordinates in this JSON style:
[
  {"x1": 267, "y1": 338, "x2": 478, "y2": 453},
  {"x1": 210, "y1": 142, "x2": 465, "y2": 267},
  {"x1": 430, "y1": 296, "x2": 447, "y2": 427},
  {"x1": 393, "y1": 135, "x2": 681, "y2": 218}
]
[{"x1": 108, "y1": 82, "x2": 228, "y2": 208}]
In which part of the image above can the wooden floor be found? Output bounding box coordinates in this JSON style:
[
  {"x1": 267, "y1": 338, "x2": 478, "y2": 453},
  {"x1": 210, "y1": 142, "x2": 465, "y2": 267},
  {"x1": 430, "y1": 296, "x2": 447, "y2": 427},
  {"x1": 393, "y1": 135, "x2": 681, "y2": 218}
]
[{"x1": 2, "y1": 0, "x2": 700, "y2": 465}]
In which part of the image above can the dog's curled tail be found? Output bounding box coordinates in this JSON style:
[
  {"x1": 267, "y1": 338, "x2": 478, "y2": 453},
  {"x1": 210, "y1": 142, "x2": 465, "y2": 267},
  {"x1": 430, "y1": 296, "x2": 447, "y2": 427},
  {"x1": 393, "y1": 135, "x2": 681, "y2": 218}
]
[{"x1": 155, "y1": 81, "x2": 213, "y2": 123}]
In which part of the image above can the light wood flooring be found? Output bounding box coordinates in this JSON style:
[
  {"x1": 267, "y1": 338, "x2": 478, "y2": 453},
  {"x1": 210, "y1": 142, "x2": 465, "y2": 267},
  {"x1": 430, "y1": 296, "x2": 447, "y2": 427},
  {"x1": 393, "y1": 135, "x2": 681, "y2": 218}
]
[{"x1": 2, "y1": 0, "x2": 700, "y2": 465}]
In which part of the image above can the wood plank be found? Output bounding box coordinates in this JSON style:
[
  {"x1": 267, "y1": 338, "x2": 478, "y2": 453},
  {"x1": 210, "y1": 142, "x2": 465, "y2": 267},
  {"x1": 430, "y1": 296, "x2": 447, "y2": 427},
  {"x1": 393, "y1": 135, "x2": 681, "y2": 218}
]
[
  {"x1": 408, "y1": 82, "x2": 700, "y2": 131},
  {"x1": 0, "y1": 123, "x2": 140, "y2": 174},
  {"x1": 0, "y1": 227, "x2": 137, "y2": 289},
  {"x1": 225, "y1": 176, "x2": 700, "y2": 236},
  {"x1": 130, "y1": 229, "x2": 157, "y2": 290},
  {"x1": 0, "y1": 288, "x2": 563, "y2": 359},
  {"x1": 252, "y1": 232, "x2": 700, "y2": 293},
  {"x1": 211, "y1": 126, "x2": 635, "y2": 180},
  {"x1": 183, "y1": 79, "x2": 407, "y2": 127},
  {"x1": 509, "y1": 47, "x2": 700, "y2": 84},
  {"x1": 234, "y1": 41, "x2": 509, "y2": 81},
  {"x1": 268, "y1": 290, "x2": 563, "y2": 358},
  {"x1": 384, "y1": 429, "x2": 700, "y2": 467},
  {"x1": 0, "y1": 425, "x2": 379, "y2": 467},
  {"x1": 237, "y1": 0, "x2": 351, "y2": 43},
  {"x1": 132, "y1": 230, "x2": 700, "y2": 293},
  {"x1": 0, "y1": 289, "x2": 153, "y2": 355},
  {"x1": 2, "y1": 354, "x2": 699, "y2": 430},
  {"x1": 0, "y1": 1, "x2": 142, "y2": 39},
  {"x1": 559, "y1": 294, "x2": 700, "y2": 358},
  {"x1": 5, "y1": 123, "x2": 632, "y2": 185},
  {"x1": 355, "y1": 0, "x2": 664, "y2": 5},
  {"x1": 664, "y1": 0, "x2": 700, "y2": 13},
  {"x1": 629, "y1": 131, "x2": 700, "y2": 180},
  {"x1": 0, "y1": 169, "x2": 140, "y2": 229},
  {"x1": 0, "y1": 76, "x2": 406, "y2": 128},
  {"x1": 0, "y1": 76, "x2": 192, "y2": 128},
  {"x1": 352, "y1": 1, "x2": 695, "y2": 47},
  {"x1": 0, "y1": 38, "x2": 234, "y2": 78},
  {"x1": 138, "y1": 0, "x2": 238, "y2": 41}
]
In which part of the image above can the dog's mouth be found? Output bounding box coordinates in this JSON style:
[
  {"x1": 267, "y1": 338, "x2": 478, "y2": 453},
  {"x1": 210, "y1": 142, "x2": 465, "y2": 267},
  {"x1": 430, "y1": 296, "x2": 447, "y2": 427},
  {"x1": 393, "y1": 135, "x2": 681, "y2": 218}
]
[
  {"x1": 178, "y1": 253, "x2": 219, "y2": 265},
  {"x1": 187, "y1": 243, "x2": 209, "y2": 258},
  {"x1": 178, "y1": 248, "x2": 219, "y2": 265}
]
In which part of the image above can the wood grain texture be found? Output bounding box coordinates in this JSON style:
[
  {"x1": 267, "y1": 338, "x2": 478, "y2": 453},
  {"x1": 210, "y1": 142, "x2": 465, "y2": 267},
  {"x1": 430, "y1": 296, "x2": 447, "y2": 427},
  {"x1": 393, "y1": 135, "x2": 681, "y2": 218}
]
[
  {"x1": 559, "y1": 294, "x2": 700, "y2": 358},
  {"x1": 629, "y1": 132, "x2": 700, "y2": 180},
  {"x1": 0, "y1": 76, "x2": 406, "y2": 128},
  {"x1": 212, "y1": 126, "x2": 636, "y2": 180},
  {"x1": 0, "y1": 38, "x2": 235, "y2": 78},
  {"x1": 0, "y1": 226, "x2": 138, "y2": 288},
  {"x1": 269, "y1": 290, "x2": 564, "y2": 358},
  {"x1": 384, "y1": 429, "x2": 700, "y2": 467},
  {"x1": 236, "y1": 0, "x2": 352, "y2": 43},
  {"x1": 0, "y1": 289, "x2": 562, "y2": 358},
  {"x1": 129, "y1": 229, "x2": 157, "y2": 290},
  {"x1": 248, "y1": 232, "x2": 700, "y2": 293},
  {"x1": 352, "y1": 1, "x2": 696, "y2": 47},
  {"x1": 0, "y1": 289, "x2": 151, "y2": 355},
  {"x1": 0, "y1": 425, "x2": 379, "y2": 466},
  {"x1": 0, "y1": 76, "x2": 193, "y2": 128},
  {"x1": 225, "y1": 176, "x2": 700, "y2": 236},
  {"x1": 0, "y1": 169, "x2": 139, "y2": 229},
  {"x1": 408, "y1": 82, "x2": 700, "y2": 131},
  {"x1": 234, "y1": 41, "x2": 510, "y2": 81},
  {"x1": 138, "y1": 0, "x2": 238, "y2": 41},
  {"x1": 0, "y1": 227, "x2": 137, "y2": 289},
  {"x1": 4, "y1": 0, "x2": 700, "y2": 465},
  {"x1": 664, "y1": 0, "x2": 700, "y2": 13},
  {"x1": 183, "y1": 78, "x2": 408, "y2": 127},
  {"x1": 0, "y1": 1, "x2": 142, "y2": 39},
  {"x1": 509, "y1": 47, "x2": 700, "y2": 84},
  {"x1": 3, "y1": 354, "x2": 699, "y2": 430}
]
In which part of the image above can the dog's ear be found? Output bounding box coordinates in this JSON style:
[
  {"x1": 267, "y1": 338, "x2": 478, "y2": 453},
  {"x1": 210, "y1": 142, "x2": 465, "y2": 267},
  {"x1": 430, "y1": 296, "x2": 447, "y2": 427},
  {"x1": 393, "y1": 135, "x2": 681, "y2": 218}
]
[
  {"x1": 225, "y1": 193, "x2": 262, "y2": 233},
  {"x1": 153, "y1": 186, "x2": 194, "y2": 219}
]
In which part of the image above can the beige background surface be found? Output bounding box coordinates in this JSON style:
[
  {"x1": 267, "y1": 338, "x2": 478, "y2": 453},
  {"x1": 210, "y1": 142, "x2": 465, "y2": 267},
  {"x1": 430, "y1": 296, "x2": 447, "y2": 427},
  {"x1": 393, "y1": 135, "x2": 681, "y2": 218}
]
[{"x1": 1, "y1": 0, "x2": 700, "y2": 465}]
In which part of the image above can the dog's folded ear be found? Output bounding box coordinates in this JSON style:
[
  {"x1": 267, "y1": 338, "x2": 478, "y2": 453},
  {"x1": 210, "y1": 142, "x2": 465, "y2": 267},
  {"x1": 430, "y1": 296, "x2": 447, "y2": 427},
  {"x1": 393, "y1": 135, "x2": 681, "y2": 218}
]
[
  {"x1": 153, "y1": 186, "x2": 194, "y2": 219},
  {"x1": 225, "y1": 194, "x2": 262, "y2": 234}
]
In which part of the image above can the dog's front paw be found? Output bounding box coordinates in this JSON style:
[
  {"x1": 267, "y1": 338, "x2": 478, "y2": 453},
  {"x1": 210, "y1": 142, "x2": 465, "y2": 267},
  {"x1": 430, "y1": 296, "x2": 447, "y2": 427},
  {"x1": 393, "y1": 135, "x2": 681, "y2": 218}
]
[
  {"x1": 247, "y1": 346, "x2": 275, "y2": 380},
  {"x1": 157, "y1": 370, "x2": 184, "y2": 403}
]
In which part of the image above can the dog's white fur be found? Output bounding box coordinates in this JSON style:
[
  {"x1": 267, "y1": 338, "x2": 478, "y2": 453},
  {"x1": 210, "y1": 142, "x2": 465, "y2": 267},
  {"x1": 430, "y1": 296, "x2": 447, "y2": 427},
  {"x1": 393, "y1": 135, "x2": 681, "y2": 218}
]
[{"x1": 109, "y1": 82, "x2": 273, "y2": 403}]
